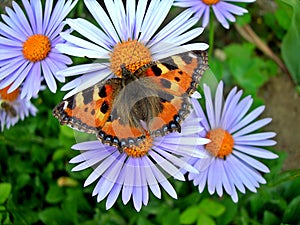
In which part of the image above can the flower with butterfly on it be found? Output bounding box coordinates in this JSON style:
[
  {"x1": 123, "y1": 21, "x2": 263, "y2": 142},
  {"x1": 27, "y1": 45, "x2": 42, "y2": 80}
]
[
  {"x1": 174, "y1": 0, "x2": 256, "y2": 29},
  {"x1": 69, "y1": 105, "x2": 210, "y2": 212},
  {"x1": 0, "y1": 84, "x2": 37, "y2": 131},
  {"x1": 56, "y1": 0, "x2": 208, "y2": 99},
  {"x1": 187, "y1": 81, "x2": 278, "y2": 202},
  {"x1": 0, "y1": 0, "x2": 77, "y2": 100}
]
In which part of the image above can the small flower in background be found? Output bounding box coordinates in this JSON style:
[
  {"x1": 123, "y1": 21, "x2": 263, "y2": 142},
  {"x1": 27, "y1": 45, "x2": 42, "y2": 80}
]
[
  {"x1": 174, "y1": 0, "x2": 255, "y2": 29},
  {"x1": 69, "y1": 109, "x2": 210, "y2": 211},
  {"x1": 0, "y1": 84, "x2": 37, "y2": 131},
  {"x1": 188, "y1": 81, "x2": 278, "y2": 202},
  {"x1": 0, "y1": 0, "x2": 78, "y2": 100},
  {"x1": 56, "y1": 0, "x2": 208, "y2": 99}
]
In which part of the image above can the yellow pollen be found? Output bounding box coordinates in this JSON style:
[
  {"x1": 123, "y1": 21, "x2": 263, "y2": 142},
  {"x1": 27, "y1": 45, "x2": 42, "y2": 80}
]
[
  {"x1": 0, "y1": 85, "x2": 20, "y2": 101},
  {"x1": 202, "y1": 0, "x2": 220, "y2": 5},
  {"x1": 22, "y1": 34, "x2": 51, "y2": 62},
  {"x1": 123, "y1": 134, "x2": 153, "y2": 158},
  {"x1": 205, "y1": 128, "x2": 234, "y2": 159},
  {"x1": 110, "y1": 39, "x2": 152, "y2": 77}
]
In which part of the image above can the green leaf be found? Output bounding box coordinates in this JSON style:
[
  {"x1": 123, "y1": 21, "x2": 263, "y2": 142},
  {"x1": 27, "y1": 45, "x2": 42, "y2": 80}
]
[
  {"x1": 180, "y1": 205, "x2": 199, "y2": 224},
  {"x1": 283, "y1": 195, "x2": 300, "y2": 223},
  {"x1": 0, "y1": 183, "x2": 11, "y2": 204},
  {"x1": 197, "y1": 214, "x2": 215, "y2": 225},
  {"x1": 137, "y1": 217, "x2": 155, "y2": 225},
  {"x1": 162, "y1": 209, "x2": 180, "y2": 225},
  {"x1": 275, "y1": 0, "x2": 293, "y2": 30},
  {"x1": 236, "y1": 13, "x2": 251, "y2": 26},
  {"x1": 39, "y1": 207, "x2": 65, "y2": 225},
  {"x1": 263, "y1": 211, "x2": 280, "y2": 225},
  {"x1": 45, "y1": 185, "x2": 64, "y2": 204},
  {"x1": 199, "y1": 199, "x2": 225, "y2": 218},
  {"x1": 224, "y1": 43, "x2": 276, "y2": 93},
  {"x1": 216, "y1": 198, "x2": 238, "y2": 225},
  {"x1": 281, "y1": 0, "x2": 300, "y2": 85}
]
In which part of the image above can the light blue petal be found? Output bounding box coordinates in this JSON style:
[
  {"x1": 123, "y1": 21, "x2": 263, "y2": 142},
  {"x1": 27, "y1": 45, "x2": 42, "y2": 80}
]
[
  {"x1": 7, "y1": 61, "x2": 33, "y2": 92},
  {"x1": 0, "y1": 57, "x2": 25, "y2": 80},
  {"x1": 212, "y1": 5, "x2": 230, "y2": 29},
  {"x1": 149, "y1": 151, "x2": 185, "y2": 181},
  {"x1": 84, "y1": 152, "x2": 118, "y2": 186},
  {"x1": 233, "y1": 118, "x2": 272, "y2": 137},
  {"x1": 134, "y1": 0, "x2": 147, "y2": 39},
  {"x1": 58, "y1": 33, "x2": 109, "y2": 58},
  {"x1": 22, "y1": 0, "x2": 37, "y2": 32},
  {"x1": 234, "y1": 132, "x2": 276, "y2": 141},
  {"x1": 221, "y1": 89, "x2": 243, "y2": 129},
  {"x1": 33, "y1": 0, "x2": 43, "y2": 34},
  {"x1": 204, "y1": 83, "x2": 216, "y2": 129},
  {"x1": 65, "y1": 18, "x2": 113, "y2": 50},
  {"x1": 104, "y1": 0, "x2": 126, "y2": 41},
  {"x1": 0, "y1": 37, "x2": 23, "y2": 48},
  {"x1": 12, "y1": 1, "x2": 33, "y2": 35},
  {"x1": 225, "y1": 96, "x2": 252, "y2": 130},
  {"x1": 0, "y1": 21, "x2": 25, "y2": 42},
  {"x1": 229, "y1": 106, "x2": 265, "y2": 134},
  {"x1": 233, "y1": 151, "x2": 270, "y2": 173},
  {"x1": 41, "y1": 60, "x2": 57, "y2": 92},
  {"x1": 125, "y1": 0, "x2": 136, "y2": 39},
  {"x1": 43, "y1": 0, "x2": 53, "y2": 33},
  {"x1": 106, "y1": 182, "x2": 122, "y2": 209},
  {"x1": 149, "y1": 10, "x2": 195, "y2": 48},
  {"x1": 141, "y1": 157, "x2": 161, "y2": 198},
  {"x1": 214, "y1": 80, "x2": 223, "y2": 127},
  {"x1": 234, "y1": 145, "x2": 278, "y2": 159},
  {"x1": 84, "y1": 0, "x2": 120, "y2": 44},
  {"x1": 139, "y1": 0, "x2": 173, "y2": 41}
]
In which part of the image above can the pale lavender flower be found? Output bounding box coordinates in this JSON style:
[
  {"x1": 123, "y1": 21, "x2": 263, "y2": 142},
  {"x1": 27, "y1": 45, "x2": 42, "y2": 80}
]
[
  {"x1": 0, "y1": 85, "x2": 37, "y2": 131},
  {"x1": 174, "y1": 0, "x2": 255, "y2": 29},
  {"x1": 188, "y1": 81, "x2": 278, "y2": 202},
  {"x1": 56, "y1": 0, "x2": 208, "y2": 99},
  {"x1": 0, "y1": 0, "x2": 77, "y2": 100},
  {"x1": 69, "y1": 108, "x2": 209, "y2": 211}
]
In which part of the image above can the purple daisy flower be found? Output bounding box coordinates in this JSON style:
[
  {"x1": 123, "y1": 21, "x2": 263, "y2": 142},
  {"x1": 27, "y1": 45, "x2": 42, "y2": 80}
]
[
  {"x1": 69, "y1": 108, "x2": 210, "y2": 211},
  {"x1": 188, "y1": 81, "x2": 278, "y2": 202},
  {"x1": 0, "y1": 85, "x2": 37, "y2": 131},
  {"x1": 0, "y1": 0, "x2": 77, "y2": 100},
  {"x1": 56, "y1": 0, "x2": 208, "y2": 99},
  {"x1": 174, "y1": 0, "x2": 255, "y2": 29}
]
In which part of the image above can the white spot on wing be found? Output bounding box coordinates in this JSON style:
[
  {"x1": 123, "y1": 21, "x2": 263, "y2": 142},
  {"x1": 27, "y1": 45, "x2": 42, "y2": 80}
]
[{"x1": 188, "y1": 52, "x2": 197, "y2": 58}]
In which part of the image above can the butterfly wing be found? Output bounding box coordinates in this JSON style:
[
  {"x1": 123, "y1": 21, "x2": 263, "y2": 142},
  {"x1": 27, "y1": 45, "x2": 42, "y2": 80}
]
[
  {"x1": 143, "y1": 50, "x2": 208, "y2": 95},
  {"x1": 138, "y1": 50, "x2": 208, "y2": 136},
  {"x1": 53, "y1": 78, "x2": 147, "y2": 149},
  {"x1": 53, "y1": 79, "x2": 121, "y2": 134}
]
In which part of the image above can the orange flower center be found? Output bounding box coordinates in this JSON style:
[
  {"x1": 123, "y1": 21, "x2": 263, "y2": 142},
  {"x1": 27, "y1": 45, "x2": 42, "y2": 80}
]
[
  {"x1": 22, "y1": 34, "x2": 51, "y2": 62},
  {"x1": 202, "y1": 0, "x2": 220, "y2": 5},
  {"x1": 205, "y1": 128, "x2": 234, "y2": 159},
  {"x1": 110, "y1": 39, "x2": 152, "y2": 77},
  {"x1": 123, "y1": 133, "x2": 153, "y2": 157},
  {"x1": 0, "y1": 85, "x2": 20, "y2": 101}
]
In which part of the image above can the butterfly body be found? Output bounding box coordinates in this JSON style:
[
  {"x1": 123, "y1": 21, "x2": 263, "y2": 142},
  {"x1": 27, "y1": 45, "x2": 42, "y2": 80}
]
[{"x1": 53, "y1": 50, "x2": 208, "y2": 150}]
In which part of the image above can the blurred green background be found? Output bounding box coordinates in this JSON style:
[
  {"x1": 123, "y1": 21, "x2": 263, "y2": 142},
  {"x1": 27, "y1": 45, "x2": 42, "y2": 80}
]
[{"x1": 1, "y1": 0, "x2": 300, "y2": 224}]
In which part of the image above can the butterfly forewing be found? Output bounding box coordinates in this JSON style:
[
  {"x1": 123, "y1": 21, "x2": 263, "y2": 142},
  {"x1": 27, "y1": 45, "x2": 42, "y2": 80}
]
[{"x1": 53, "y1": 79, "x2": 119, "y2": 133}]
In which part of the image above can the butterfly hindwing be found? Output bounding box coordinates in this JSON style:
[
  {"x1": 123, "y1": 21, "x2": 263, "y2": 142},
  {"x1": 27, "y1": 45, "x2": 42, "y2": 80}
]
[{"x1": 139, "y1": 50, "x2": 208, "y2": 136}]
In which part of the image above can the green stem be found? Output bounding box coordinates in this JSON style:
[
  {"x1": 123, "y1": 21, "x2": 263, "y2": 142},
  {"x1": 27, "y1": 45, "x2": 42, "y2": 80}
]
[{"x1": 208, "y1": 7, "x2": 214, "y2": 60}]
